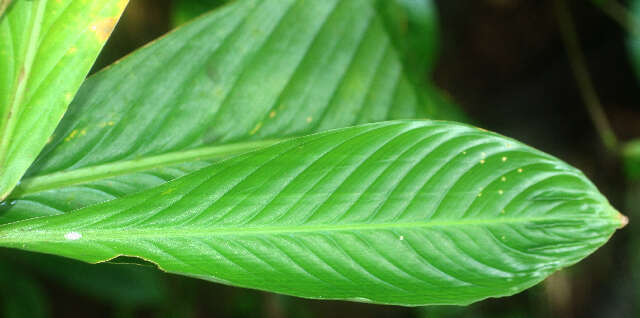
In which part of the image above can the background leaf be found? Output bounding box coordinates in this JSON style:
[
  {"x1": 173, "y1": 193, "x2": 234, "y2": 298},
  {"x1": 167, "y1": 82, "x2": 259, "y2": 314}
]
[
  {"x1": 0, "y1": 0, "x2": 128, "y2": 199},
  {"x1": 2, "y1": 250, "x2": 168, "y2": 307},
  {"x1": 624, "y1": 139, "x2": 640, "y2": 180},
  {"x1": 0, "y1": 120, "x2": 624, "y2": 306},
  {"x1": 0, "y1": 0, "x2": 463, "y2": 223},
  {"x1": 630, "y1": 0, "x2": 640, "y2": 82},
  {"x1": 0, "y1": 262, "x2": 50, "y2": 318}
]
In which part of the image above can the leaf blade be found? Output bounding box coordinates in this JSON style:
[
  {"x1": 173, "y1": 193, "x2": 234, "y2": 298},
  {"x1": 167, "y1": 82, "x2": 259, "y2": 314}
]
[
  {"x1": 0, "y1": 0, "x2": 128, "y2": 199},
  {"x1": 1, "y1": 0, "x2": 463, "y2": 222},
  {"x1": 0, "y1": 120, "x2": 623, "y2": 306}
]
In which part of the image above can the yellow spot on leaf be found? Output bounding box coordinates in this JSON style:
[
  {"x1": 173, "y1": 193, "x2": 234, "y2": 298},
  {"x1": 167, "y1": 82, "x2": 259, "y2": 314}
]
[
  {"x1": 517, "y1": 168, "x2": 523, "y2": 173},
  {"x1": 269, "y1": 111, "x2": 276, "y2": 118},
  {"x1": 501, "y1": 156, "x2": 507, "y2": 162},
  {"x1": 107, "y1": 121, "x2": 115, "y2": 126},
  {"x1": 68, "y1": 47, "x2": 77, "y2": 54},
  {"x1": 89, "y1": 17, "x2": 118, "y2": 42},
  {"x1": 249, "y1": 121, "x2": 263, "y2": 135},
  {"x1": 65, "y1": 129, "x2": 78, "y2": 142},
  {"x1": 480, "y1": 159, "x2": 485, "y2": 164},
  {"x1": 306, "y1": 116, "x2": 313, "y2": 123},
  {"x1": 501, "y1": 176, "x2": 507, "y2": 182},
  {"x1": 498, "y1": 190, "x2": 504, "y2": 195},
  {"x1": 80, "y1": 129, "x2": 87, "y2": 136},
  {"x1": 161, "y1": 188, "x2": 176, "y2": 195}
]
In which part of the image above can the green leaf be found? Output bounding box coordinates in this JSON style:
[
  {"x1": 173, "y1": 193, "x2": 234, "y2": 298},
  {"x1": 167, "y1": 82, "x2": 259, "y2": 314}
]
[
  {"x1": 0, "y1": 120, "x2": 624, "y2": 306},
  {"x1": 171, "y1": 0, "x2": 228, "y2": 27},
  {"x1": 375, "y1": 0, "x2": 440, "y2": 75},
  {"x1": 0, "y1": 0, "x2": 463, "y2": 223},
  {"x1": 0, "y1": 0, "x2": 128, "y2": 200},
  {"x1": 171, "y1": 0, "x2": 441, "y2": 76},
  {"x1": 623, "y1": 139, "x2": 640, "y2": 180},
  {"x1": 0, "y1": 0, "x2": 11, "y2": 19}
]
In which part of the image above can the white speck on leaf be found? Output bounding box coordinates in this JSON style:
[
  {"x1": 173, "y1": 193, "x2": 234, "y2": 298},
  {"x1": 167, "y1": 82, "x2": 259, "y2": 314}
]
[
  {"x1": 399, "y1": 235, "x2": 404, "y2": 241},
  {"x1": 64, "y1": 232, "x2": 82, "y2": 240}
]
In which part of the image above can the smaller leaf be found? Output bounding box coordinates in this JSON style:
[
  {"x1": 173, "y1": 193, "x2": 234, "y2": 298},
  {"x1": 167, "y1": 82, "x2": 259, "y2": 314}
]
[{"x1": 0, "y1": 0, "x2": 129, "y2": 199}]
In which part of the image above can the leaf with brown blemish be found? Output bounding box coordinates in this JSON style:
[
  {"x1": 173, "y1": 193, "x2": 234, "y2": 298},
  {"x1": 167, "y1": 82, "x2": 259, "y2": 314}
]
[
  {"x1": 0, "y1": 0, "x2": 129, "y2": 200},
  {"x1": 90, "y1": 17, "x2": 118, "y2": 43},
  {"x1": 0, "y1": 0, "x2": 11, "y2": 19},
  {"x1": 1, "y1": 0, "x2": 463, "y2": 222}
]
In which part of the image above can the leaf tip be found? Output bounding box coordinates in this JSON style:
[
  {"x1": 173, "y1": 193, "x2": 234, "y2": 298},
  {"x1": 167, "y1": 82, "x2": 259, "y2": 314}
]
[{"x1": 618, "y1": 213, "x2": 629, "y2": 229}]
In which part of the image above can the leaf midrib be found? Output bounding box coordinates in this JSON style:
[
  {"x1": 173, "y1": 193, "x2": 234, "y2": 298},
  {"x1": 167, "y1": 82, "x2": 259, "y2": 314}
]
[
  {"x1": 0, "y1": 215, "x2": 616, "y2": 243},
  {"x1": 12, "y1": 138, "x2": 285, "y2": 197}
]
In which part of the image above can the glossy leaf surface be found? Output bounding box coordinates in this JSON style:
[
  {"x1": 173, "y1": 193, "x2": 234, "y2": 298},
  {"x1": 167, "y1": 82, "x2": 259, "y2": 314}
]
[
  {"x1": 0, "y1": 0, "x2": 128, "y2": 199},
  {"x1": 0, "y1": 0, "x2": 463, "y2": 223},
  {"x1": 0, "y1": 121, "x2": 624, "y2": 306}
]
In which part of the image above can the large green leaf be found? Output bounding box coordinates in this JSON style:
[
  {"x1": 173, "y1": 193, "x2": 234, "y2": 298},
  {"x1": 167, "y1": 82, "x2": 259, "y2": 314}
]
[
  {"x1": 0, "y1": 0, "x2": 463, "y2": 223},
  {"x1": 0, "y1": 120, "x2": 624, "y2": 306},
  {"x1": 171, "y1": 0, "x2": 441, "y2": 75},
  {"x1": 0, "y1": 0, "x2": 128, "y2": 200}
]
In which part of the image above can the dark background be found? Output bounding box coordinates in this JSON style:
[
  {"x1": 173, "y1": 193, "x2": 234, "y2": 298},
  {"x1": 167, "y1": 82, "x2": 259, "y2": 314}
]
[{"x1": 10, "y1": 0, "x2": 640, "y2": 317}]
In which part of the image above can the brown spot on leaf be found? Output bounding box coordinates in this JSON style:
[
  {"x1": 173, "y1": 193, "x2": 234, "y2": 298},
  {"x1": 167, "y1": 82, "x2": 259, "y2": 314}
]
[
  {"x1": 89, "y1": 17, "x2": 118, "y2": 42},
  {"x1": 17, "y1": 67, "x2": 25, "y2": 83}
]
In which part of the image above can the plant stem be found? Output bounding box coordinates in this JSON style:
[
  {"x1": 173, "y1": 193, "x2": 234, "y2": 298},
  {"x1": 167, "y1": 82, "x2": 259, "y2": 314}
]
[
  {"x1": 596, "y1": 0, "x2": 640, "y2": 35},
  {"x1": 554, "y1": 0, "x2": 620, "y2": 154}
]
